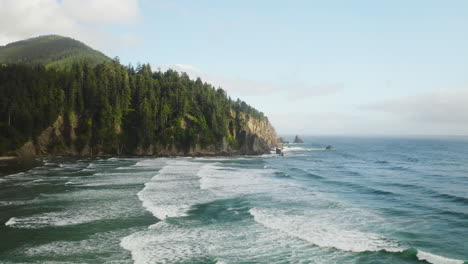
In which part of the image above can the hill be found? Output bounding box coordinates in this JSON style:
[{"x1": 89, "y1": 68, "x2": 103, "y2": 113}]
[
  {"x1": 0, "y1": 35, "x2": 110, "y2": 68},
  {"x1": 0, "y1": 36, "x2": 277, "y2": 157}
]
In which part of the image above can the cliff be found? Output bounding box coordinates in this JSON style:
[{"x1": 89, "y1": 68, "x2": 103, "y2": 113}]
[
  {"x1": 235, "y1": 112, "x2": 278, "y2": 155},
  {"x1": 0, "y1": 36, "x2": 277, "y2": 157},
  {"x1": 15, "y1": 112, "x2": 277, "y2": 157}
]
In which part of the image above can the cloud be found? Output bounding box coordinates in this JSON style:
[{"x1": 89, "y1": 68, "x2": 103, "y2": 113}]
[
  {"x1": 62, "y1": 0, "x2": 140, "y2": 25},
  {"x1": 270, "y1": 111, "x2": 361, "y2": 135},
  {"x1": 355, "y1": 88, "x2": 468, "y2": 135},
  {"x1": 0, "y1": 0, "x2": 141, "y2": 53},
  {"x1": 157, "y1": 64, "x2": 276, "y2": 96},
  {"x1": 269, "y1": 88, "x2": 468, "y2": 136},
  {"x1": 362, "y1": 88, "x2": 468, "y2": 124},
  {"x1": 158, "y1": 64, "x2": 342, "y2": 97}
]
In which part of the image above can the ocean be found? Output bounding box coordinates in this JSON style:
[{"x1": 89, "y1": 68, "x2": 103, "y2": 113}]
[{"x1": 0, "y1": 136, "x2": 467, "y2": 264}]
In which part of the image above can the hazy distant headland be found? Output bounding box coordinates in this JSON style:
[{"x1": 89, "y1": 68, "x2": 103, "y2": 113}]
[{"x1": 0, "y1": 35, "x2": 278, "y2": 158}]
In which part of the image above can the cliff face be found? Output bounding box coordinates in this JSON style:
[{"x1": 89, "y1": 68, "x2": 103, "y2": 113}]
[
  {"x1": 15, "y1": 112, "x2": 277, "y2": 157},
  {"x1": 235, "y1": 113, "x2": 277, "y2": 155}
]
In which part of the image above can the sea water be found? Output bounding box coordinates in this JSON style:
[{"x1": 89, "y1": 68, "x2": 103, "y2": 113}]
[{"x1": 0, "y1": 136, "x2": 467, "y2": 264}]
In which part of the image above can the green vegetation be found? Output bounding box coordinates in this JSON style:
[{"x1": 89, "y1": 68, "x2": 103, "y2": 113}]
[
  {"x1": 0, "y1": 35, "x2": 109, "y2": 68},
  {"x1": 0, "y1": 60, "x2": 267, "y2": 155}
]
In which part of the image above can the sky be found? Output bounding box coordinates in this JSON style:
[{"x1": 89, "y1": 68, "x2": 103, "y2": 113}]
[{"x1": 1, "y1": 0, "x2": 467, "y2": 136}]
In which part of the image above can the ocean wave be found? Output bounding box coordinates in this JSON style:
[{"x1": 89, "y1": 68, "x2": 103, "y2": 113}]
[
  {"x1": 393, "y1": 182, "x2": 468, "y2": 206},
  {"x1": 0, "y1": 200, "x2": 30, "y2": 207},
  {"x1": 197, "y1": 164, "x2": 279, "y2": 196},
  {"x1": 414, "y1": 249, "x2": 465, "y2": 264},
  {"x1": 137, "y1": 160, "x2": 214, "y2": 220},
  {"x1": 283, "y1": 146, "x2": 324, "y2": 152},
  {"x1": 433, "y1": 192, "x2": 468, "y2": 205},
  {"x1": 289, "y1": 167, "x2": 325, "y2": 180},
  {"x1": 325, "y1": 179, "x2": 396, "y2": 197},
  {"x1": 249, "y1": 208, "x2": 466, "y2": 264},
  {"x1": 5, "y1": 187, "x2": 144, "y2": 229},
  {"x1": 249, "y1": 207, "x2": 401, "y2": 253},
  {"x1": 382, "y1": 248, "x2": 466, "y2": 264},
  {"x1": 134, "y1": 158, "x2": 169, "y2": 167},
  {"x1": 120, "y1": 214, "x2": 352, "y2": 264},
  {"x1": 5, "y1": 212, "x2": 102, "y2": 228},
  {"x1": 374, "y1": 160, "x2": 390, "y2": 164}
]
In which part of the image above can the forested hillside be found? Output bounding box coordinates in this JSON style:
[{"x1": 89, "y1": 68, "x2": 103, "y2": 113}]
[
  {"x1": 0, "y1": 35, "x2": 109, "y2": 68},
  {"x1": 0, "y1": 59, "x2": 276, "y2": 156}
]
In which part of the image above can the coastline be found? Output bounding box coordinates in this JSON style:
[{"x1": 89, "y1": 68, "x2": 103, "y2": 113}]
[
  {"x1": 0, "y1": 150, "x2": 275, "y2": 177},
  {"x1": 0, "y1": 156, "x2": 17, "y2": 161}
]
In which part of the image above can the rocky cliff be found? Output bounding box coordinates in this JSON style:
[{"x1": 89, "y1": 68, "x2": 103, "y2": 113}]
[{"x1": 15, "y1": 112, "x2": 277, "y2": 157}]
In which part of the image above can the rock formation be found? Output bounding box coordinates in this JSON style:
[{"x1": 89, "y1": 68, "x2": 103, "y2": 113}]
[
  {"x1": 293, "y1": 135, "x2": 304, "y2": 144},
  {"x1": 15, "y1": 112, "x2": 277, "y2": 157}
]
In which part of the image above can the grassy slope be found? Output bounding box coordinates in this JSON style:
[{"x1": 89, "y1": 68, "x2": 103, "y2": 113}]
[{"x1": 0, "y1": 35, "x2": 110, "y2": 67}]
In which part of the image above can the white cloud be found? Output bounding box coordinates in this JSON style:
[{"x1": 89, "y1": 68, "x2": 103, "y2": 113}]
[
  {"x1": 360, "y1": 88, "x2": 468, "y2": 135},
  {"x1": 62, "y1": 0, "x2": 139, "y2": 25},
  {"x1": 362, "y1": 88, "x2": 468, "y2": 124},
  {"x1": 158, "y1": 64, "x2": 342, "y2": 97},
  {"x1": 0, "y1": 0, "x2": 141, "y2": 53}
]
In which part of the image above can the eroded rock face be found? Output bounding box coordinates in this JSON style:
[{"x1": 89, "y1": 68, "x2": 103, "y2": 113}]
[
  {"x1": 243, "y1": 114, "x2": 277, "y2": 148},
  {"x1": 15, "y1": 112, "x2": 278, "y2": 157},
  {"x1": 15, "y1": 141, "x2": 36, "y2": 158},
  {"x1": 294, "y1": 135, "x2": 304, "y2": 144}
]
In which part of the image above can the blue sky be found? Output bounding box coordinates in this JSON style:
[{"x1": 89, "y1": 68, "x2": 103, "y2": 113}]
[{"x1": 1, "y1": 0, "x2": 467, "y2": 135}]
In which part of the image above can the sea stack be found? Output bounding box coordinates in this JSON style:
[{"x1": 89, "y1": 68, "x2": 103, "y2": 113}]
[{"x1": 294, "y1": 135, "x2": 304, "y2": 143}]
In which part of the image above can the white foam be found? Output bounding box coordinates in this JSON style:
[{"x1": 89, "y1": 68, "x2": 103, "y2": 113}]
[
  {"x1": 0, "y1": 200, "x2": 30, "y2": 206},
  {"x1": 283, "y1": 146, "x2": 324, "y2": 152},
  {"x1": 6, "y1": 187, "x2": 146, "y2": 229},
  {"x1": 122, "y1": 159, "x2": 368, "y2": 263},
  {"x1": 5, "y1": 212, "x2": 102, "y2": 228},
  {"x1": 125, "y1": 158, "x2": 465, "y2": 264},
  {"x1": 20, "y1": 227, "x2": 140, "y2": 262},
  {"x1": 196, "y1": 163, "x2": 320, "y2": 205},
  {"x1": 417, "y1": 250, "x2": 464, "y2": 264},
  {"x1": 121, "y1": 216, "x2": 350, "y2": 264},
  {"x1": 198, "y1": 164, "x2": 282, "y2": 197},
  {"x1": 137, "y1": 160, "x2": 214, "y2": 220},
  {"x1": 5, "y1": 217, "x2": 17, "y2": 226},
  {"x1": 194, "y1": 157, "x2": 246, "y2": 161},
  {"x1": 120, "y1": 222, "x2": 208, "y2": 264},
  {"x1": 134, "y1": 158, "x2": 170, "y2": 167},
  {"x1": 249, "y1": 207, "x2": 401, "y2": 253}
]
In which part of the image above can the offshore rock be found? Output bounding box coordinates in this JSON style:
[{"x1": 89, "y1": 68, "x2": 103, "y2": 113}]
[{"x1": 294, "y1": 135, "x2": 304, "y2": 144}]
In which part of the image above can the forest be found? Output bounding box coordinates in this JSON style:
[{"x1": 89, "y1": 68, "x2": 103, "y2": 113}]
[{"x1": 0, "y1": 59, "x2": 267, "y2": 155}]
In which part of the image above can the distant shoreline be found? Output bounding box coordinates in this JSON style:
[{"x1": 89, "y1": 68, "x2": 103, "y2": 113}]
[{"x1": 0, "y1": 156, "x2": 17, "y2": 161}]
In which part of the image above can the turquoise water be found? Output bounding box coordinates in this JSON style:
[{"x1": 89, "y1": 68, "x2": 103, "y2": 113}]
[{"x1": 0, "y1": 136, "x2": 467, "y2": 264}]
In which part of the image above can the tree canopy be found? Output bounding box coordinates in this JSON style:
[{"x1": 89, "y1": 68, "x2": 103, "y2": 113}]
[{"x1": 0, "y1": 59, "x2": 267, "y2": 155}]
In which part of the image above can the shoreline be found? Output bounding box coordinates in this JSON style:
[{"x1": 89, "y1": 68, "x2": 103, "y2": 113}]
[
  {"x1": 2, "y1": 149, "x2": 274, "y2": 160},
  {"x1": 0, "y1": 151, "x2": 275, "y2": 177},
  {"x1": 0, "y1": 156, "x2": 18, "y2": 161}
]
